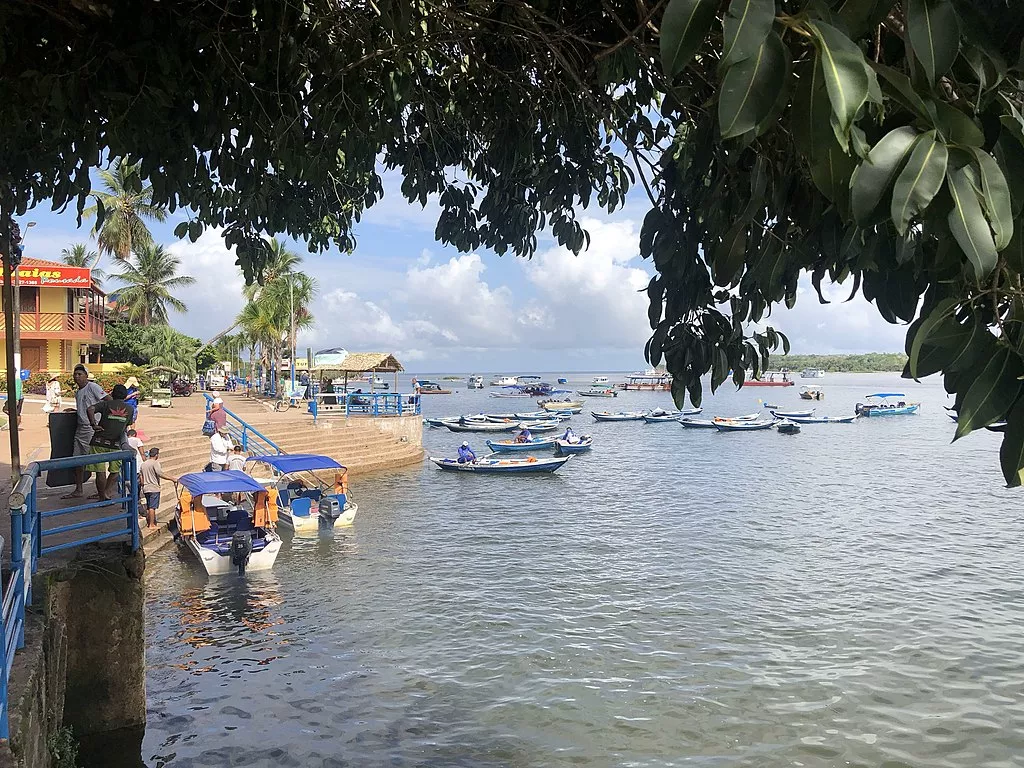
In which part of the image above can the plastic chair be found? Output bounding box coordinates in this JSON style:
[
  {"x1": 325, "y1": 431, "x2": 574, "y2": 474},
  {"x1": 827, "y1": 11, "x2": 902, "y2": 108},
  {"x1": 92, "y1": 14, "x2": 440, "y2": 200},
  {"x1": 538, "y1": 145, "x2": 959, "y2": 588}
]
[{"x1": 290, "y1": 497, "x2": 313, "y2": 517}]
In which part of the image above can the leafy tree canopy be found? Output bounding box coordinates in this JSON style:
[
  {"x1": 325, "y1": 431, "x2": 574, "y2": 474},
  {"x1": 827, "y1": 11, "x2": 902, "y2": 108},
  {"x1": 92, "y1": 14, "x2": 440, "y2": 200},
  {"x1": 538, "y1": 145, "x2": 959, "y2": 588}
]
[{"x1": 3, "y1": 0, "x2": 1024, "y2": 482}]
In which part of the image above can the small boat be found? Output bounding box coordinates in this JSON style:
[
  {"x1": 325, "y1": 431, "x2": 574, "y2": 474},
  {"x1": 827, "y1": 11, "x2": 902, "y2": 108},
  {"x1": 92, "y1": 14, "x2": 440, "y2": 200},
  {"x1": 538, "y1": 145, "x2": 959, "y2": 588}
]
[
  {"x1": 557, "y1": 378, "x2": 568, "y2": 384},
  {"x1": 577, "y1": 388, "x2": 618, "y2": 397},
  {"x1": 517, "y1": 421, "x2": 562, "y2": 433},
  {"x1": 490, "y1": 391, "x2": 531, "y2": 398},
  {"x1": 763, "y1": 402, "x2": 779, "y2": 408},
  {"x1": 679, "y1": 407, "x2": 704, "y2": 416},
  {"x1": 490, "y1": 375, "x2": 518, "y2": 386},
  {"x1": 769, "y1": 408, "x2": 815, "y2": 418},
  {"x1": 679, "y1": 417, "x2": 717, "y2": 429},
  {"x1": 468, "y1": 375, "x2": 484, "y2": 389},
  {"x1": 855, "y1": 393, "x2": 921, "y2": 417},
  {"x1": 487, "y1": 436, "x2": 559, "y2": 453},
  {"x1": 174, "y1": 470, "x2": 283, "y2": 576},
  {"x1": 786, "y1": 414, "x2": 856, "y2": 424},
  {"x1": 416, "y1": 380, "x2": 452, "y2": 394},
  {"x1": 715, "y1": 412, "x2": 761, "y2": 422},
  {"x1": 592, "y1": 376, "x2": 610, "y2": 386},
  {"x1": 429, "y1": 456, "x2": 570, "y2": 473},
  {"x1": 642, "y1": 409, "x2": 683, "y2": 423},
  {"x1": 799, "y1": 386, "x2": 825, "y2": 400},
  {"x1": 620, "y1": 370, "x2": 672, "y2": 391},
  {"x1": 714, "y1": 419, "x2": 777, "y2": 431},
  {"x1": 443, "y1": 419, "x2": 522, "y2": 433},
  {"x1": 539, "y1": 399, "x2": 584, "y2": 411},
  {"x1": 245, "y1": 454, "x2": 357, "y2": 531},
  {"x1": 744, "y1": 379, "x2": 795, "y2": 387},
  {"x1": 800, "y1": 368, "x2": 826, "y2": 378},
  {"x1": 592, "y1": 411, "x2": 647, "y2": 421},
  {"x1": 776, "y1": 420, "x2": 801, "y2": 434},
  {"x1": 555, "y1": 435, "x2": 593, "y2": 454}
]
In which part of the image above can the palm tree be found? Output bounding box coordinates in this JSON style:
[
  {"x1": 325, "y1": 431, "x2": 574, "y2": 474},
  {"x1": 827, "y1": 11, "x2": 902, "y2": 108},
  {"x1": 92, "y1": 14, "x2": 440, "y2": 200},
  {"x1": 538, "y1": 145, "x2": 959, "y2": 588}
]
[
  {"x1": 145, "y1": 325, "x2": 197, "y2": 374},
  {"x1": 238, "y1": 300, "x2": 287, "y2": 391},
  {"x1": 60, "y1": 243, "x2": 106, "y2": 287},
  {"x1": 242, "y1": 238, "x2": 303, "y2": 302},
  {"x1": 85, "y1": 158, "x2": 167, "y2": 261},
  {"x1": 111, "y1": 244, "x2": 196, "y2": 325}
]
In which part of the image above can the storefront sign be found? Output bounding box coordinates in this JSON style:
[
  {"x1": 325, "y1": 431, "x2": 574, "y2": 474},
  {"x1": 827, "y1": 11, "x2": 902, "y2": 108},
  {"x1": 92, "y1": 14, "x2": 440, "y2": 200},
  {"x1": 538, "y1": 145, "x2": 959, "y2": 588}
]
[{"x1": 15, "y1": 266, "x2": 91, "y2": 287}]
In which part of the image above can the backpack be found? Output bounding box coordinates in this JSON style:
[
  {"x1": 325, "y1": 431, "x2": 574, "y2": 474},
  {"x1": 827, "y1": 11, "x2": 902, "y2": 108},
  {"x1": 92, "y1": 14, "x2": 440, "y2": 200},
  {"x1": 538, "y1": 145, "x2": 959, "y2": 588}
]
[{"x1": 201, "y1": 418, "x2": 217, "y2": 436}]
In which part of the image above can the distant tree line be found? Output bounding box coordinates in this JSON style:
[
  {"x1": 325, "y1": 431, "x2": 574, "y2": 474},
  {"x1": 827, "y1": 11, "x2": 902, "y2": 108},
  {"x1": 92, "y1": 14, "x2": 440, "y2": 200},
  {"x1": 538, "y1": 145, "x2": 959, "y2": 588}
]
[{"x1": 777, "y1": 354, "x2": 908, "y2": 373}]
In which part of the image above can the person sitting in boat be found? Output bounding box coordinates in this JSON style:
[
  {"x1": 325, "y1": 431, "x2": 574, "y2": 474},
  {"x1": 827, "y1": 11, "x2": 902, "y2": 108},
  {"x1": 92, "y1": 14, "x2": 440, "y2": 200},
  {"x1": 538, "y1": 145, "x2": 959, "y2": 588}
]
[
  {"x1": 562, "y1": 427, "x2": 580, "y2": 444},
  {"x1": 457, "y1": 441, "x2": 476, "y2": 463},
  {"x1": 514, "y1": 427, "x2": 532, "y2": 443}
]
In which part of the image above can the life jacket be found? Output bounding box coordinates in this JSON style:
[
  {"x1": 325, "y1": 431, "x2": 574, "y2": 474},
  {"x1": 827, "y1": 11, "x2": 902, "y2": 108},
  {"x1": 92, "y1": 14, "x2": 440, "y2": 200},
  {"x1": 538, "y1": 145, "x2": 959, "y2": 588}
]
[
  {"x1": 178, "y1": 489, "x2": 211, "y2": 535},
  {"x1": 254, "y1": 488, "x2": 279, "y2": 527},
  {"x1": 333, "y1": 472, "x2": 349, "y2": 495}
]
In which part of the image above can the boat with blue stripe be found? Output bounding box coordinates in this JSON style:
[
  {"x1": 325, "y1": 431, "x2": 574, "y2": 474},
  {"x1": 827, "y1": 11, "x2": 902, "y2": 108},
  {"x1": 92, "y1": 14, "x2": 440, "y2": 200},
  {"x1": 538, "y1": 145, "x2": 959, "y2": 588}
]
[
  {"x1": 429, "y1": 455, "x2": 570, "y2": 473},
  {"x1": 486, "y1": 437, "x2": 559, "y2": 453},
  {"x1": 855, "y1": 393, "x2": 920, "y2": 417},
  {"x1": 246, "y1": 454, "x2": 356, "y2": 532}
]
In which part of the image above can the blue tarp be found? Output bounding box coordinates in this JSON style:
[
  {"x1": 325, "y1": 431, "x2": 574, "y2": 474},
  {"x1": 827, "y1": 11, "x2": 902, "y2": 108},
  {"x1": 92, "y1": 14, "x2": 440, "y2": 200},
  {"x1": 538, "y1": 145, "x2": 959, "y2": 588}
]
[
  {"x1": 245, "y1": 453, "x2": 345, "y2": 474},
  {"x1": 178, "y1": 470, "x2": 266, "y2": 495},
  {"x1": 867, "y1": 393, "x2": 905, "y2": 398}
]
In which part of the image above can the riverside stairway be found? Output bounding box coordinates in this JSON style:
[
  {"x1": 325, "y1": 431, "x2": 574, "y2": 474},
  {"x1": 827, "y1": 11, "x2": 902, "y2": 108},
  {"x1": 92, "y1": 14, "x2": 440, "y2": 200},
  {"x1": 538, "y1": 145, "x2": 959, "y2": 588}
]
[{"x1": 140, "y1": 393, "x2": 423, "y2": 553}]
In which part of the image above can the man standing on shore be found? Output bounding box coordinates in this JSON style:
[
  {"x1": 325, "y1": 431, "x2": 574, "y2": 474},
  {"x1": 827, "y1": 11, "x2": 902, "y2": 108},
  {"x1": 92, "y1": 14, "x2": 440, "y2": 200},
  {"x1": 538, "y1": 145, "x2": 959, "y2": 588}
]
[
  {"x1": 140, "y1": 447, "x2": 178, "y2": 530},
  {"x1": 63, "y1": 365, "x2": 109, "y2": 499},
  {"x1": 85, "y1": 384, "x2": 132, "y2": 501}
]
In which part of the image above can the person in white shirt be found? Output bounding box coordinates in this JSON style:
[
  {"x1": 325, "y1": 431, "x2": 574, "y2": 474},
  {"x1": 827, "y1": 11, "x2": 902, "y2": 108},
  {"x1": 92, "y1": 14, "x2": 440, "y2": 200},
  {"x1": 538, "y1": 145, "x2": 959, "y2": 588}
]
[
  {"x1": 227, "y1": 444, "x2": 247, "y2": 472},
  {"x1": 45, "y1": 375, "x2": 62, "y2": 413},
  {"x1": 209, "y1": 427, "x2": 232, "y2": 470}
]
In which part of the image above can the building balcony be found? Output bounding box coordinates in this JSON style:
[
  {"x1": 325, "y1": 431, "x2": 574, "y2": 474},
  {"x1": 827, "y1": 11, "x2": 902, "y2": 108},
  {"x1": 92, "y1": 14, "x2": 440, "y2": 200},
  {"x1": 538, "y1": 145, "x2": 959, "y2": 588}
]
[{"x1": 1, "y1": 311, "x2": 106, "y2": 341}]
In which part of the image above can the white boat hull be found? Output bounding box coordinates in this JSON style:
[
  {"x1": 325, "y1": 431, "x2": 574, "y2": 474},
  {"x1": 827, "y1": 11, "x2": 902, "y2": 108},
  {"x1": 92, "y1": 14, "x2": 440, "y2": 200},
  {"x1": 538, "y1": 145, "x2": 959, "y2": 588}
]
[
  {"x1": 183, "y1": 533, "x2": 282, "y2": 576},
  {"x1": 278, "y1": 502, "x2": 358, "y2": 532}
]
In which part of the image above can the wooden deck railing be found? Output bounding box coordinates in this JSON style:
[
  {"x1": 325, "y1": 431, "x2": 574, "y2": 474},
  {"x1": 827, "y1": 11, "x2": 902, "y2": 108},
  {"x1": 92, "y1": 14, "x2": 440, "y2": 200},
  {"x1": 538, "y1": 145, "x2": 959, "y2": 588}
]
[{"x1": 17, "y1": 312, "x2": 104, "y2": 336}]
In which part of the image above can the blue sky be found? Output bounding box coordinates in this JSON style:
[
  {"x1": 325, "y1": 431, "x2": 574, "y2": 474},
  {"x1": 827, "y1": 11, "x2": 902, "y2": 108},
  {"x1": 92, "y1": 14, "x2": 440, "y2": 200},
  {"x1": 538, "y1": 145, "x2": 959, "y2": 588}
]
[{"x1": 20, "y1": 168, "x2": 907, "y2": 372}]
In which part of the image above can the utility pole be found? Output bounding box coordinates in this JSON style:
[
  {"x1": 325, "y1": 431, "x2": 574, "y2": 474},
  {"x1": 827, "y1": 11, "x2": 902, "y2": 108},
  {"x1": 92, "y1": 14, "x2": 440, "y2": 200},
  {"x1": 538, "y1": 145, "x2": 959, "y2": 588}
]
[{"x1": 1, "y1": 199, "x2": 22, "y2": 481}]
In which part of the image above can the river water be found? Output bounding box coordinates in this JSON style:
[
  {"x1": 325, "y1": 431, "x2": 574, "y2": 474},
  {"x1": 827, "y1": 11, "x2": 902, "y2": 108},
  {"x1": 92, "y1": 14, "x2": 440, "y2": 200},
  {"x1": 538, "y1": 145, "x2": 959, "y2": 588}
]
[{"x1": 139, "y1": 373, "x2": 1024, "y2": 768}]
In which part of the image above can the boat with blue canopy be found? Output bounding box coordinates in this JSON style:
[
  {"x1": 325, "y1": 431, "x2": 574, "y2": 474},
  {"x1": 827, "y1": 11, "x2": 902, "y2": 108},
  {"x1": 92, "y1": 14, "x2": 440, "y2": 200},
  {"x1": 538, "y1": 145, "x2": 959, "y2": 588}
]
[
  {"x1": 174, "y1": 470, "x2": 283, "y2": 576},
  {"x1": 855, "y1": 393, "x2": 920, "y2": 417},
  {"x1": 246, "y1": 454, "x2": 357, "y2": 532}
]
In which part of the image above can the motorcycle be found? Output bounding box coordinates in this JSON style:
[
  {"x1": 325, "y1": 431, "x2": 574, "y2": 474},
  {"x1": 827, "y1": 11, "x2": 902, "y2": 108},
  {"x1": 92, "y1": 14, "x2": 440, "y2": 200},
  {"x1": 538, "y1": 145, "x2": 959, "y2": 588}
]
[{"x1": 171, "y1": 378, "x2": 195, "y2": 397}]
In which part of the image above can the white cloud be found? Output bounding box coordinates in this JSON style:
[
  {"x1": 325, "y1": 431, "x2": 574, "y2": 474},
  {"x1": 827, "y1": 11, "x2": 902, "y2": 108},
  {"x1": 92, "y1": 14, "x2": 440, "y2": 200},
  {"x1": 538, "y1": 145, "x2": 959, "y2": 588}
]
[{"x1": 164, "y1": 229, "x2": 246, "y2": 341}]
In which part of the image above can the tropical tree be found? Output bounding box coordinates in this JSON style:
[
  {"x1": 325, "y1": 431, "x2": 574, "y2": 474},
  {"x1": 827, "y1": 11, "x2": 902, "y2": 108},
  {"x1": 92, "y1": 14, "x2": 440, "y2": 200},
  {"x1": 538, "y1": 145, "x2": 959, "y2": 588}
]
[
  {"x1": 60, "y1": 243, "x2": 105, "y2": 286},
  {"x1": 144, "y1": 325, "x2": 197, "y2": 374},
  {"x1": 243, "y1": 239, "x2": 302, "y2": 302},
  {"x1": 6, "y1": 1, "x2": 1024, "y2": 483},
  {"x1": 84, "y1": 158, "x2": 167, "y2": 261},
  {"x1": 111, "y1": 244, "x2": 195, "y2": 325}
]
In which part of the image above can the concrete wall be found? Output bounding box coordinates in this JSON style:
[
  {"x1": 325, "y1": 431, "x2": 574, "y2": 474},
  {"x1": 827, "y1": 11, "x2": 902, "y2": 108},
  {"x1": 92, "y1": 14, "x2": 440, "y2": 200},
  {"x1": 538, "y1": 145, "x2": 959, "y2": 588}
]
[
  {"x1": 365, "y1": 414, "x2": 423, "y2": 446},
  {"x1": 0, "y1": 544, "x2": 146, "y2": 768}
]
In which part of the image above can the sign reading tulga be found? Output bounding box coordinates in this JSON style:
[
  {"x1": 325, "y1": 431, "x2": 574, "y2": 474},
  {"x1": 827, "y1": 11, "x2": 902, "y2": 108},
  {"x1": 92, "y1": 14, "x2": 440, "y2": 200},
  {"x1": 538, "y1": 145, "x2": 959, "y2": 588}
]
[{"x1": 15, "y1": 266, "x2": 90, "y2": 287}]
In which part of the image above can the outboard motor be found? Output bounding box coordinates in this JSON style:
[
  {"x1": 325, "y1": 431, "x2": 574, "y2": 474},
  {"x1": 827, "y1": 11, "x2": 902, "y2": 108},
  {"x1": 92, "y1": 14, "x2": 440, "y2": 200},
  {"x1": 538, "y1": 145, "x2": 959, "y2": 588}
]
[
  {"x1": 318, "y1": 496, "x2": 343, "y2": 528},
  {"x1": 230, "y1": 530, "x2": 253, "y2": 575},
  {"x1": 854, "y1": 402, "x2": 864, "y2": 416}
]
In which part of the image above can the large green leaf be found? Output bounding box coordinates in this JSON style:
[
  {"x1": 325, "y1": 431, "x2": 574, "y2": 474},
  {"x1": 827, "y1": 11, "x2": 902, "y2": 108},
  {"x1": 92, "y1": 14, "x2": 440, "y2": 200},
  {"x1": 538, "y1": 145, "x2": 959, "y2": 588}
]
[
  {"x1": 839, "y1": 0, "x2": 897, "y2": 38},
  {"x1": 907, "y1": 297, "x2": 957, "y2": 379},
  {"x1": 661, "y1": 0, "x2": 719, "y2": 77},
  {"x1": 849, "y1": 126, "x2": 918, "y2": 225},
  {"x1": 905, "y1": 0, "x2": 960, "y2": 87},
  {"x1": 972, "y1": 149, "x2": 1014, "y2": 250},
  {"x1": 721, "y1": 0, "x2": 775, "y2": 68},
  {"x1": 955, "y1": 346, "x2": 1023, "y2": 440},
  {"x1": 790, "y1": 59, "x2": 832, "y2": 160},
  {"x1": 946, "y1": 165, "x2": 999, "y2": 281},
  {"x1": 891, "y1": 131, "x2": 948, "y2": 235},
  {"x1": 713, "y1": 220, "x2": 747, "y2": 286},
  {"x1": 999, "y1": 396, "x2": 1024, "y2": 487},
  {"x1": 872, "y1": 62, "x2": 936, "y2": 123},
  {"x1": 718, "y1": 31, "x2": 787, "y2": 140},
  {"x1": 807, "y1": 21, "x2": 874, "y2": 150},
  {"x1": 932, "y1": 102, "x2": 984, "y2": 147},
  {"x1": 809, "y1": 142, "x2": 856, "y2": 213}
]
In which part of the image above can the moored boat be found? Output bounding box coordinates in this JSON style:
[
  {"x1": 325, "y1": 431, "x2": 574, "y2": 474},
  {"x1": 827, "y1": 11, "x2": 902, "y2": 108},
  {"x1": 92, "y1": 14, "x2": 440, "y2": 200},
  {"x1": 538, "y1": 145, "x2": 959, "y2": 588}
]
[
  {"x1": 776, "y1": 419, "x2": 801, "y2": 434},
  {"x1": 592, "y1": 411, "x2": 647, "y2": 421},
  {"x1": 555, "y1": 435, "x2": 593, "y2": 454},
  {"x1": 245, "y1": 454, "x2": 357, "y2": 531},
  {"x1": 577, "y1": 388, "x2": 618, "y2": 397},
  {"x1": 714, "y1": 412, "x2": 761, "y2": 422},
  {"x1": 487, "y1": 436, "x2": 559, "y2": 453},
  {"x1": 429, "y1": 455, "x2": 570, "y2": 473},
  {"x1": 714, "y1": 419, "x2": 776, "y2": 431},
  {"x1": 416, "y1": 379, "x2": 452, "y2": 394},
  {"x1": 855, "y1": 393, "x2": 921, "y2": 417},
  {"x1": 174, "y1": 470, "x2": 283, "y2": 576},
  {"x1": 443, "y1": 419, "x2": 523, "y2": 433},
  {"x1": 468, "y1": 375, "x2": 484, "y2": 389},
  {"x1": 786, "y1": 414, "x2": 856, "y2": 424},
  {"x1": 642, "y1": 408, "x2": 683, "y2": 423},
  {"x1": 539, "y1": 398, "x2": 584, "y2": 410},
  {"x1": 490, "y1": 375, "x2": 518, "y2": 386},
  {"x1": 800, "y1": 368, "x2": 826, "y2": 378},
  {"x1": 744, "y1": 378, "x2": 795, "y2": 387},
  {"x1": 769, "y1": 408, "x2": 815, "y2": 418},
  {"x1": 799, "y1": 385, "x2": 825, "y2": 400},
  {"x1": 679, "y1": 417, "x2": 717, "y2": 429},
  {"x1": 619, "y1": 369, "x2": 672, "y2": 391}
]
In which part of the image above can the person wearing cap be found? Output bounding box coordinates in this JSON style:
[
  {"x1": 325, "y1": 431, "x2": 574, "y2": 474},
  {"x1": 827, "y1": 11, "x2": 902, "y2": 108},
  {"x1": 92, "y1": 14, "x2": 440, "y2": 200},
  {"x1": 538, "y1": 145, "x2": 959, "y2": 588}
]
[
  {"x1": 63, "y1": 364, "x2": 111, "y2": 499},
  {"x1": 208, "y1": 396, "x2": 227, "y2": 432},
  {"x1": 457, "y1": 441, "x2": 476, "y2": 464},
  {"x1": 123, "y1": 376, "x2": 141, "y2": 425},
  {"x1": 44, "y1": 374, "x2": 62, "y2": 413},
  {"x1": 209, "y1": 425, "x2": 233, "y2": 470}
]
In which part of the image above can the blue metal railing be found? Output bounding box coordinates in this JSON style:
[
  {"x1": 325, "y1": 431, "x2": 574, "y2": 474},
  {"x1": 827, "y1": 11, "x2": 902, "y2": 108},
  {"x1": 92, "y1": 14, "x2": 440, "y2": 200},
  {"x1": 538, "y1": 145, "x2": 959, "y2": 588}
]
[
  {"x1": 204, "y1": 394, "x2": 283, "y2": 456},
  {"x1": 2, "y1": 451, "x2": 139, "y2": 738},
  {"x1": 308, "y1": 392, "x2": 421, "y2": 423}
]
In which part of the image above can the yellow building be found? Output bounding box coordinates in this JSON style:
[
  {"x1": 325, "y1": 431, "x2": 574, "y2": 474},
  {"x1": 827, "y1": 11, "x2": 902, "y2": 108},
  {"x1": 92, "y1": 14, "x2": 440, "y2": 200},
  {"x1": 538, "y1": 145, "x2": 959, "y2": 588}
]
[{"x1": 0, "y1": 257, "x2": 106, "y2": 374}]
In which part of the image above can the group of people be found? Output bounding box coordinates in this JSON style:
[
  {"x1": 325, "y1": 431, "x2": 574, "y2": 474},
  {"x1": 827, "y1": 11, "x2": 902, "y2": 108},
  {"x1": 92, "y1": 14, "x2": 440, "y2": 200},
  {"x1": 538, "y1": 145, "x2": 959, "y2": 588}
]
[
  {"x1": 456, "y1": 425, "x2": 581, "y2": 463},
  {"x1": 61, "y1": 364, "x2": 176, "y2": 529},
  {"x1": 205, "y1": 397, "x2": 249, "y2": 472}
]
